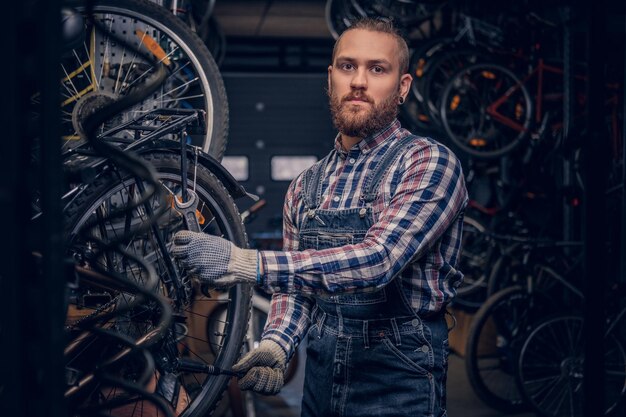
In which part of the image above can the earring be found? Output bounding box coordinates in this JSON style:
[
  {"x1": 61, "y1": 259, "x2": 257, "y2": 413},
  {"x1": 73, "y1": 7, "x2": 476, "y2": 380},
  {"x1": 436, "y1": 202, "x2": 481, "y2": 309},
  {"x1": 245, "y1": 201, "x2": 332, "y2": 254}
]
[{"x1": 398, "y1": 96, "x2": 405, "y2": 105}]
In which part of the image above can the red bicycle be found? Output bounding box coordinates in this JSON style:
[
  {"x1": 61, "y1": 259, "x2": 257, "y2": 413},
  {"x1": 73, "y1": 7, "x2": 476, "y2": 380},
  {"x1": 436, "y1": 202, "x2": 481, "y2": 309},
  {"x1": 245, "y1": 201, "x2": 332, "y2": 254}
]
[{"x1": 439, "y1": 57, "x2": 622, "y2": 160}]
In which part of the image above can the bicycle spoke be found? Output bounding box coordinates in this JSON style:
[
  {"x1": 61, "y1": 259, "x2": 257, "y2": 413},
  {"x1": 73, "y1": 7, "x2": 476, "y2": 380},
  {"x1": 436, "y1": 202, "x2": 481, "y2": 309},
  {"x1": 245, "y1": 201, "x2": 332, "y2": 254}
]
[
  {"x1": 118, "y1": 39, "x2": 141, "y2": 96},
  {"x1": 73, "y1": 49, "x2": 95, "y2": 88},
  {"x1": 160, "y1": 94, "x2": 206, "y2": 105},
  {"x1": 154, "y1": 78, "x2": 200, "y2": 102},
  {"x1": 125, "y1": 45, "x2": 181, "y2": 91}
]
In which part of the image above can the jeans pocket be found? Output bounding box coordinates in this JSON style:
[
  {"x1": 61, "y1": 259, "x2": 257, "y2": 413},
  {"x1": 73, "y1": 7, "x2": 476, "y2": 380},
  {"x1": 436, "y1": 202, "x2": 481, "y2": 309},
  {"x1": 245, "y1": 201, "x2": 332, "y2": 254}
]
[{"x1": 381, "y1": 336, "x2": 431, "y2": 375}]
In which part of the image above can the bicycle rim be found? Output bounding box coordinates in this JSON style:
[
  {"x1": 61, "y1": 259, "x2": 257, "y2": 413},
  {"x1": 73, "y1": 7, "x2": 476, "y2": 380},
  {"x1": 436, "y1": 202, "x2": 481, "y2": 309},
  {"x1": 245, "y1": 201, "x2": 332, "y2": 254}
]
[
  {"x1": 422, "y1": 48, "x2": 486, "y2": 126},
  {"x1": 440, "y1": 62, "x2": 532, "y2": 159},
  {"x1": 518, "y1": 315, "x2": 626, "y2": 417},
  {"x1": 61, "y1": 0, "x2": 228, "y2": 158},
  {"x1": 350, "y1": 0, "x2": 443, "y2": 28},
  {"x1": 456, "y1": 215, "x2": 490, "y2": 296},
  {"x1": 64, "y1": 152, "x2": 251, "y2": 417},
  {"x1": 407, "y1": 38, "x2": 453, "y2": 129},
  {"x1": 325, "y1": 0, "x2": 361, "y2": 39},
  {"x1": 465, "y1": 286, "x2": 537, "y2": 413}
]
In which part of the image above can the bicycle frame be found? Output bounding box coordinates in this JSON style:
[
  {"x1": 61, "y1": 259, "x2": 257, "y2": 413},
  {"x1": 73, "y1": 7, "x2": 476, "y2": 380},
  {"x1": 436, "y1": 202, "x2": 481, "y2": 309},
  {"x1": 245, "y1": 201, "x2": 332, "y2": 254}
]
[
  {"x1": 58, "y1": 108, "x2": 248, "y2": 309},
  {"x1": 59, "y1": 108, "x2": 247, "y2": 215},
  {"x1": 486, "y1": 59, "x2": 563, "y2": 133},
  {"x1": 487, "y1": 58, "x2": 621, "y2": 141}
]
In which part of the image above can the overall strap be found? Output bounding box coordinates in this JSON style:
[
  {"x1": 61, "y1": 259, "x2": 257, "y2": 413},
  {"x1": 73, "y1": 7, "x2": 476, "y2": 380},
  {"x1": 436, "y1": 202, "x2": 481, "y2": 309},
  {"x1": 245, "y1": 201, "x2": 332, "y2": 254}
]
[
  {"x1": 361, "y1": 134, "x2": 419, "y2": 203},
  {"x1": 301, "y1": 152, "x2": 333, "y2": 210}
]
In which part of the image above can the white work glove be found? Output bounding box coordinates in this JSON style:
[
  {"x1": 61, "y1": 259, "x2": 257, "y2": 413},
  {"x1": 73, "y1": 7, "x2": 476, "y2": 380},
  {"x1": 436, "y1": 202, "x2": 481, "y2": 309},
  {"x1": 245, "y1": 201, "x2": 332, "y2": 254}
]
[
  {"x1": 232, "y1": 339, "x2": 287, "y2": 395},
  {"x1": 170, "y1": 231, "x2": 258, "y2": 287}
]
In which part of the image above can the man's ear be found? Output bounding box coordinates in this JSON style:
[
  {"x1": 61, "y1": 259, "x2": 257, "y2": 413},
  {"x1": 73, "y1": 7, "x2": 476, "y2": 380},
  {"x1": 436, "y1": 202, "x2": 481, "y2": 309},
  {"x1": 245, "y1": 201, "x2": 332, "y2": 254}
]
[{"x1": 399, "y1": 73, "x2": 412, "y2": 101}]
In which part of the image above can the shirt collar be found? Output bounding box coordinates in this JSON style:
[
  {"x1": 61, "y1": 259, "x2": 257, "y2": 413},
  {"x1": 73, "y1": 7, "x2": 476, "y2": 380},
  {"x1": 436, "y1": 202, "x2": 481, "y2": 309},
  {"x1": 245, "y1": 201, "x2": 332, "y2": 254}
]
[{"x1": 333, "y1": 119, "x2": 402, "y2": 158}]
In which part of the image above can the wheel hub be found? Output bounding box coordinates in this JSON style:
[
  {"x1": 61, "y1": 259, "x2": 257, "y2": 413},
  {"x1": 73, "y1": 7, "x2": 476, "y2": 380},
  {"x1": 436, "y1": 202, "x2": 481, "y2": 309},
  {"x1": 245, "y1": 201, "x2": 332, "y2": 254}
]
[
  {"x1": 561, "y1": 356, "x2": 584, "y2": 379},
  {"x1": 71, "y1": 91, "x2": 118, "y2": 138}
]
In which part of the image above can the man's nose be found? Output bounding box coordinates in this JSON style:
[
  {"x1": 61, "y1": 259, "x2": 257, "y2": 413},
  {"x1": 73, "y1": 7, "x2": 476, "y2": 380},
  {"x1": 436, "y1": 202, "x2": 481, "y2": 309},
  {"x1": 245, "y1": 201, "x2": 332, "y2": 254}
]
[{"x1": 350, "y1": 68, "x2": 367, "y2": 89}]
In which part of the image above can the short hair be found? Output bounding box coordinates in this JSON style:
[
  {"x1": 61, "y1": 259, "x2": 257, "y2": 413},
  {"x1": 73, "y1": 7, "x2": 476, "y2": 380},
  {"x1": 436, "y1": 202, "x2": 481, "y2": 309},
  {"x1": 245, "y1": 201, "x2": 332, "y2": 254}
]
[{"x1": 331, "y1": 18, "x2": 410, "y2": 75}]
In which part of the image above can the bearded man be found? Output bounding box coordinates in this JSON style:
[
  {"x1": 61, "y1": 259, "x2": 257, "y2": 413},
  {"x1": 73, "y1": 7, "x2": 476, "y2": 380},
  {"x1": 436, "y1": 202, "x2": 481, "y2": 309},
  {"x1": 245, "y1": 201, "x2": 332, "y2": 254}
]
[{"x1": 172, "y1": 18, "x2": 468, "y2": 417}]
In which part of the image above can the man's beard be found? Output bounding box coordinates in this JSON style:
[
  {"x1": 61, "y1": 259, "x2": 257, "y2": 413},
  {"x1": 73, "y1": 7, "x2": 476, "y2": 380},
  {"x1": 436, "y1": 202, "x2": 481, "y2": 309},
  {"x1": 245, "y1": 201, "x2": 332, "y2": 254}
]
[{"x1": 329, "y1": 89, "x2": 399, "y2": 139}]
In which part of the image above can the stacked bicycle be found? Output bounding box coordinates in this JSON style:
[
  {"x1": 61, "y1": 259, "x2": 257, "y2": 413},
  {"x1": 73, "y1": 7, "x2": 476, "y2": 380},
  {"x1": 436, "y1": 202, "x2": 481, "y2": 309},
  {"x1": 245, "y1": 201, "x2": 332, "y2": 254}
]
[
  {"x1": 60, "y1": 0, "x2": 228, "y2": 156},
  {"x1": 41, "y1": 2, "x2": 257, "y2": 416}
]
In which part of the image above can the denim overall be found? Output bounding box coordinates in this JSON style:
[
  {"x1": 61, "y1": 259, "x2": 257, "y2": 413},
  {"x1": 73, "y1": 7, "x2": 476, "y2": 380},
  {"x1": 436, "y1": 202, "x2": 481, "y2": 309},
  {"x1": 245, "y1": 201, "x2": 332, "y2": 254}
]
[{"x1": 299, "y1": 136, "x2": 449, "y2": 417}]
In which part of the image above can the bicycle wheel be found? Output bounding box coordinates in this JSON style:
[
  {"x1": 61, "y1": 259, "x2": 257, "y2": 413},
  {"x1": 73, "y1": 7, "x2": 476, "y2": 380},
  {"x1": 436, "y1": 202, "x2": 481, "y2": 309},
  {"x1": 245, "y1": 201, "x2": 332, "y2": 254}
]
[
  {"x1": 518, "y1": 315, "x2": 626, "y2": 417},
  {"x1": 61, "y1": 0, "x2": 228, "y2": 158},
  {"x1": 325, "y1": 0, "x2": 361, "y2": 39},
  {"x1": 207, "y1": 289, "x2": 302, "y2": 368},
  {"x1": 407, "y1": 38, "x2": 453, "y2": 130},
  {"x1": 350, "y1": 0, "x2": 444, "y2": 30},
  {"x1": 64, "y1": 151, "x2": 252, "y2": 417},
  {"x1": 440, "y1": 62, "x2": 532, "y2": 159},
  {"x1": 421, "y1": 48, "x2": 486, "y2": 126},
  {"x1": 451, "y1": 215, "x2": 491, "y2": 312},
  {"x1": 206, "y1": 292, "x2": 299, "y2": 417},
  {"x1": 465, "y1": 286, "x2": 549, "y2": 413},
  {"x1": 486, "y1": 251, "x2": 521, "y2": 297},
  {"x1": 201, "y1": 15, "x2": 227, "y2": 67}
]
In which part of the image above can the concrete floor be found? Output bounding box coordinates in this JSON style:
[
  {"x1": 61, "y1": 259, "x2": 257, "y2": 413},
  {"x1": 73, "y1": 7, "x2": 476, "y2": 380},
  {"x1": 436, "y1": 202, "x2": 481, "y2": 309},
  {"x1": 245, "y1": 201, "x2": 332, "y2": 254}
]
[{"x1": 445, "y1": 354, "x2": 535, "y2": 417}]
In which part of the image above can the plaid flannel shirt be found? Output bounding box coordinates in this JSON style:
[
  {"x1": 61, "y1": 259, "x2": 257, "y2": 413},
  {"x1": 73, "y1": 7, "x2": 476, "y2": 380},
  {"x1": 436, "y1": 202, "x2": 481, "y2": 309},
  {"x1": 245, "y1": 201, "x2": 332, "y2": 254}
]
[{"x1": 258, "y1": 119, "x2": 468, "y2": 359}]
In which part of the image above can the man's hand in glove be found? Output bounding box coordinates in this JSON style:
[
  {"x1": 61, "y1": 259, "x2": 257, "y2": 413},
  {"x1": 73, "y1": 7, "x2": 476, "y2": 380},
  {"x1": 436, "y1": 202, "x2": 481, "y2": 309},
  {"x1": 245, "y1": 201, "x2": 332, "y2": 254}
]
[
  {"x1": 232, "y1": 339, "x2": 287, "y2": 395},
  {"x1": 171, "y1": 230, "x2": 258, "y2": 287}
]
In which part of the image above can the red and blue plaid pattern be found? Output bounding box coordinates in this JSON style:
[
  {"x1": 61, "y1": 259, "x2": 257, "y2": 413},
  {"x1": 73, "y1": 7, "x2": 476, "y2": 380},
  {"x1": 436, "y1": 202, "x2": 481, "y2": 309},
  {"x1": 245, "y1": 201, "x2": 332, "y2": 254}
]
[{"x1": 260, "y1": 120, "x2": 468, "y2": 359}]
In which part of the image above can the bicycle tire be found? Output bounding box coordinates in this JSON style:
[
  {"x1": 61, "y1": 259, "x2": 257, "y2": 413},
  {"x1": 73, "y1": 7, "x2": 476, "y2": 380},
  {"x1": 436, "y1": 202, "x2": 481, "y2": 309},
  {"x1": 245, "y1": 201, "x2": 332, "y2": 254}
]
[
  {"x1": 325, "y1": 0, "x2": 361, "y2": 40},
  {"x1": 421, "y1": 48, "x2": 486, "y2": 126},
  {"x1": 205, "y1": 292, "x2": 299, "y2": 417},
  {"x1": 440, "y1": 62, "x2": 532, "y2": 159},
  {"x1": 61, "y1": 0, "x2": 228, "y2": 158},
  {"x1": 465, "y1": 286, "x2": 548, "y2": 413},
  {"x1": 206, "y1": 292, "x2": 300, "y2": 379},
  {"x1": 450, "y1": 215, "x2": 491, "y2": 312},
  {"x1": 64, "y1": 151, "x2": 251, "y2": 417},
  {"x1": 517, "y1": 315, "x2": 626, "y2": 417},
  {"x1": 486, "y1": 252, "x2": 520, "y2": 297},
  {"x1": 201, "y1": 15, "x2": 227, "y2": 67},
  {"x1": 350, "y1": 0, "x2": 443, "y2": 29},
  {"x1": 407, "y1": 37, "x2": 454, "y2": 130}
]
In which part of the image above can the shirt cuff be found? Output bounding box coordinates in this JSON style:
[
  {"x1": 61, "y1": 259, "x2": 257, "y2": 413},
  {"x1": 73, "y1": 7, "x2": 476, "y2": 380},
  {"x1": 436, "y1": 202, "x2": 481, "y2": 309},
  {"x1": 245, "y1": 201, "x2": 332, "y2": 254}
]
[
  {"x1": 262, "y1": 329, "x2": 297, "y2": 361},
  {"x1": 258, "y1": 250, "x2": 295, "y2": 293}
]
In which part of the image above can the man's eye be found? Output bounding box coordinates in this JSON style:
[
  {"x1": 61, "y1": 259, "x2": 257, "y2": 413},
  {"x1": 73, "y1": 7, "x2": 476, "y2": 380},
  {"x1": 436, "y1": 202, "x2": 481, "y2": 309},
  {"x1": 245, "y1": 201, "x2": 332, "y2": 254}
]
[
  {"x1": 340, "y1": 63, "x2": 354, "y2": 70},
  {"x1": 371, "y1": 66, "x2": 384, "y2": 74}
]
